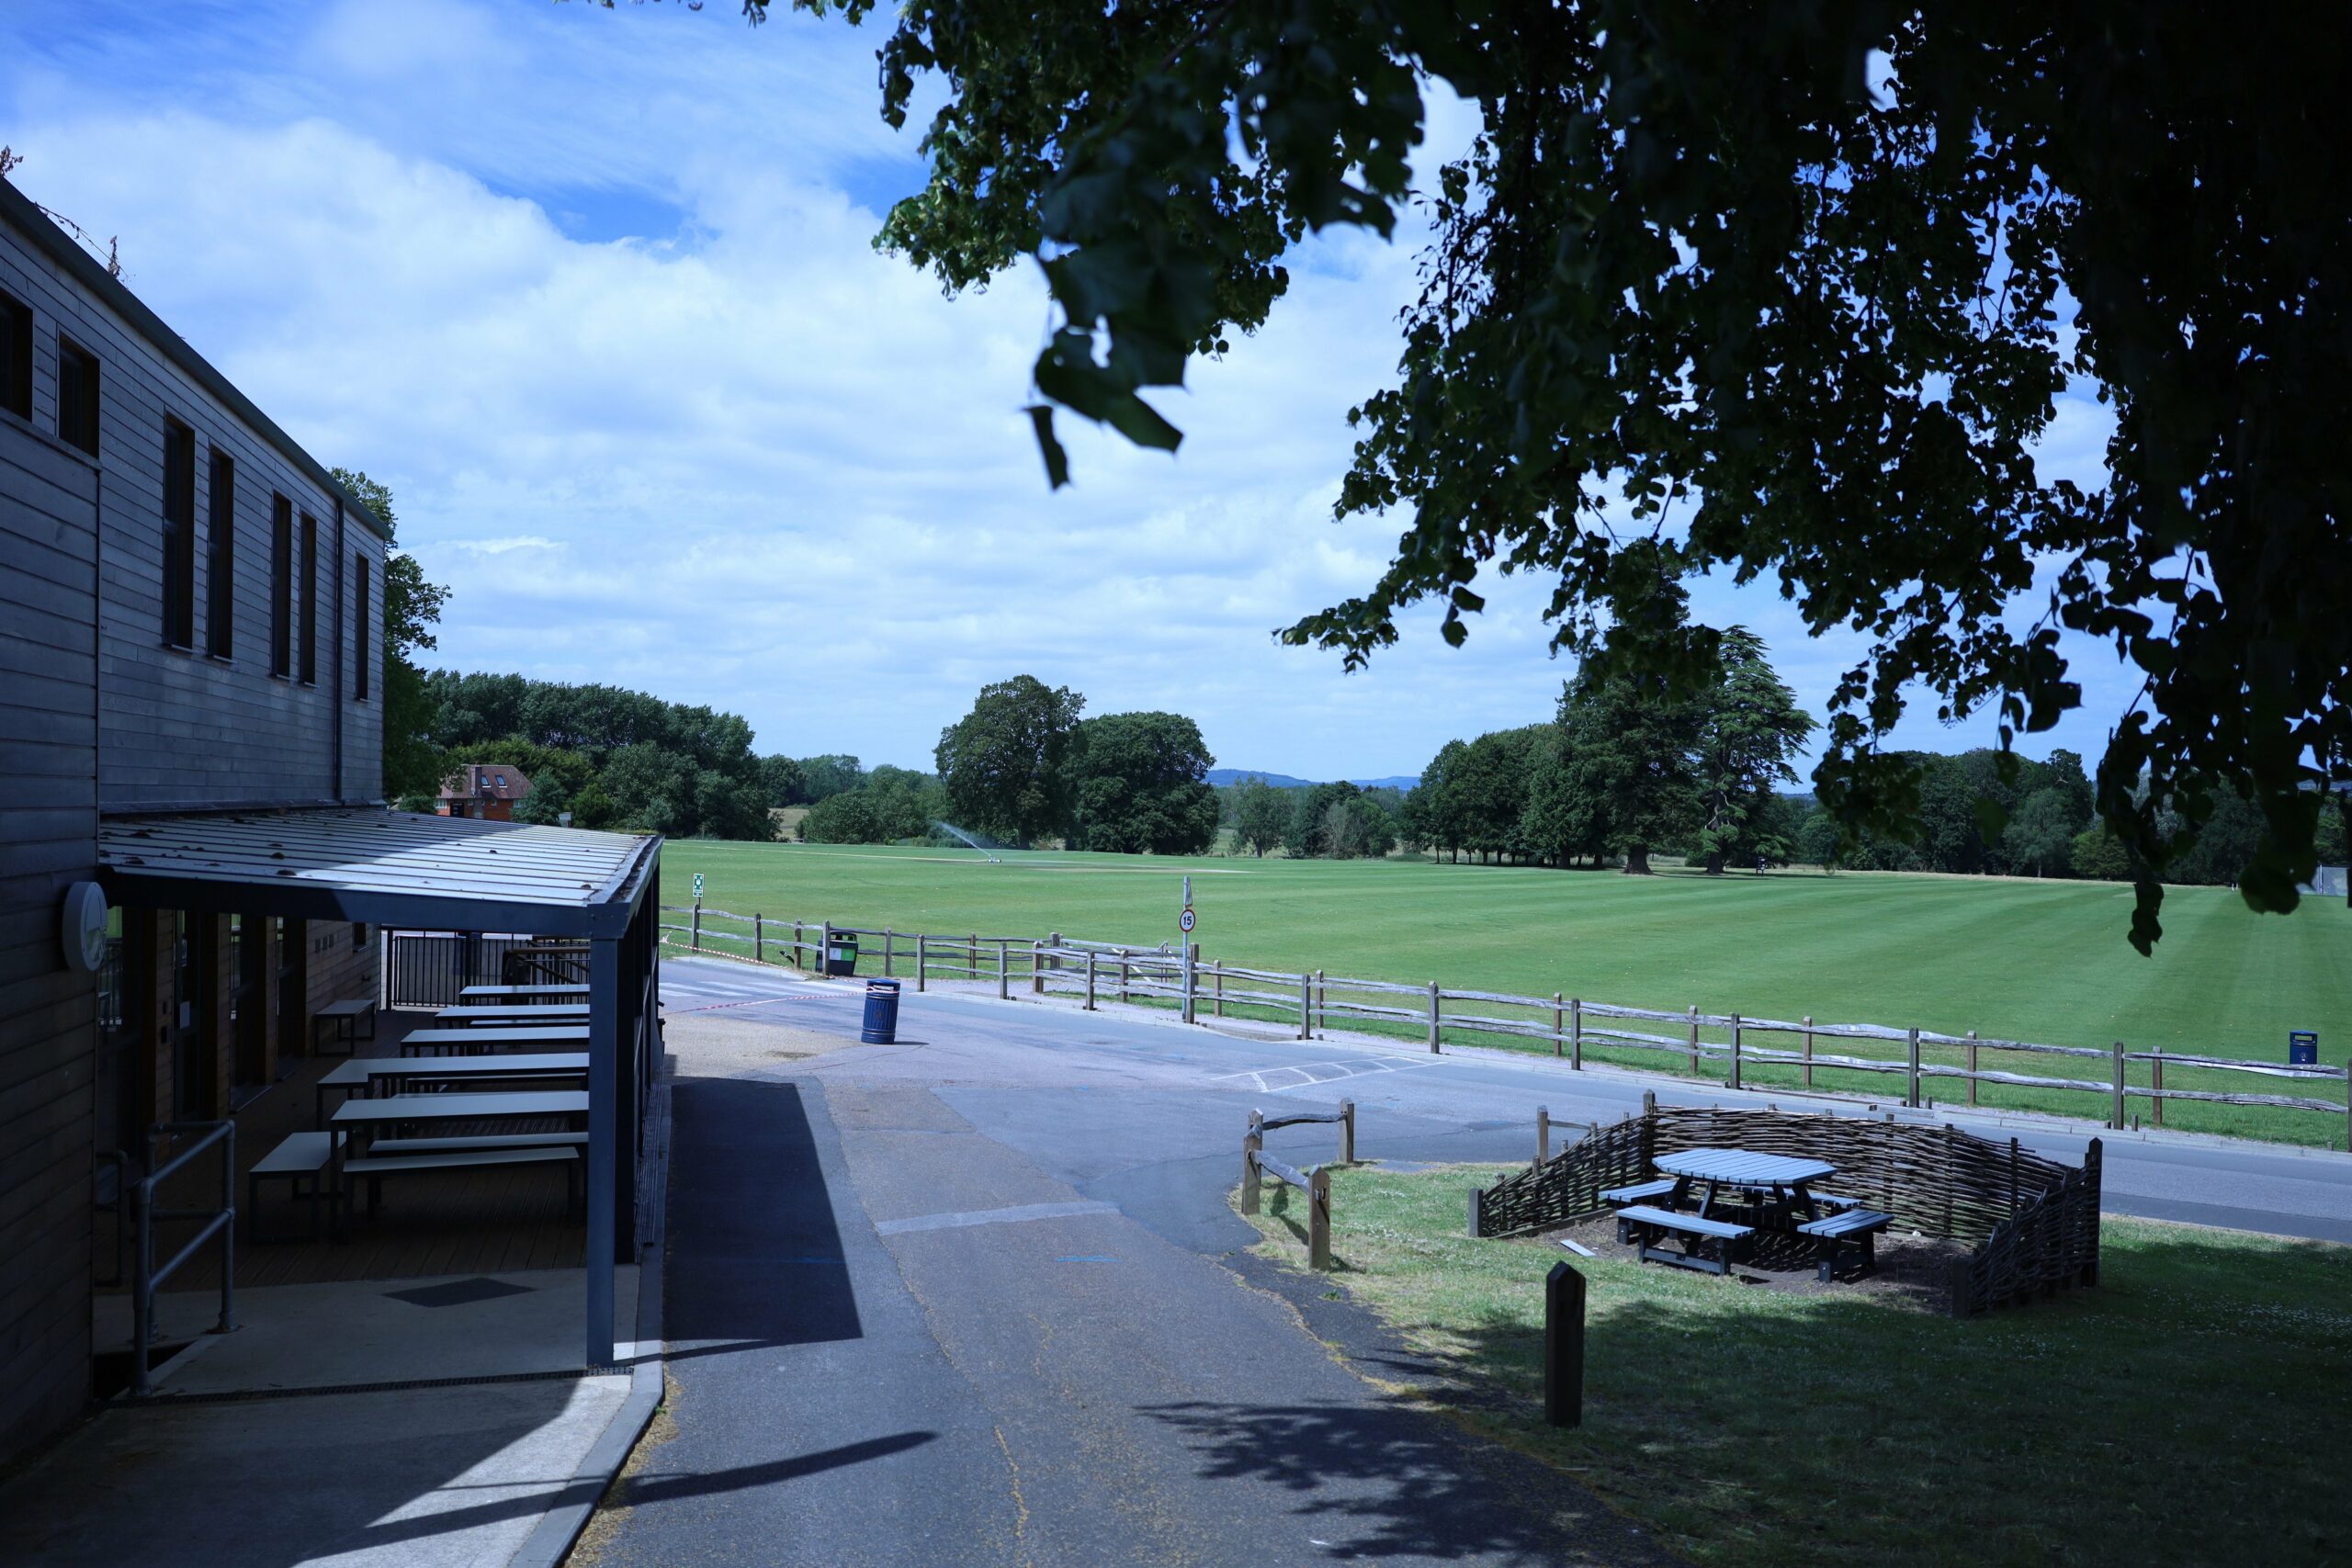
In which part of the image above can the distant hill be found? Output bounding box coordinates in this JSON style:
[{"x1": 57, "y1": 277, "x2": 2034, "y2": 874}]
[{"x1": 1208, "y1": 769, "x2": 1421, "y2": 791}]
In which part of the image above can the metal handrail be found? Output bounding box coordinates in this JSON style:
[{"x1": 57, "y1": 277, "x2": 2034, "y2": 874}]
[{"x1": 131, "y1": 1120, "x2": 236, "y2": 1396}]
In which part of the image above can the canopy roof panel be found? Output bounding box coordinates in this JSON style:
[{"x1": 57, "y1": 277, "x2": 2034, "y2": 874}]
[{"x1": 99, "y1": 808, "x2": 662, "y2": 937}]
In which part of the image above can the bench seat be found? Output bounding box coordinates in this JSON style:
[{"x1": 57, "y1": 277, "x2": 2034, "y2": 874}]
[
  {"x1": 368, "y1": 1132, "x2": 588, "y2": 1156},
  {"x1": 343, "y1": 1146, "x2": 580, "y2": 1220},
  {"x1": 1799, "y1": 1206, "x2": 1894, "y2": 1280},
  {"x1": 1615, "y1": 1203, "x2": 1753, "y2": 1276},
  {"x1": 1808, "y1": 1191, "x2": 1865, "y2": 1212},
  {"x1": 1600, "y1": 1178, "x2": 1679, "y2": 1205},
  {"x1": 249, "y1": 1133, "x2": 343, "y2": 1242}
]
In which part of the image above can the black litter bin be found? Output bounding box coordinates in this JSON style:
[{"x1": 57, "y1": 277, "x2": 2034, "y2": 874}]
[
  {"x1": 862, "y1": 979, "x2": 902, "y2": 1044},
  {"x1": 824, "y1": 931, "x2": 860, "y2": 977}
]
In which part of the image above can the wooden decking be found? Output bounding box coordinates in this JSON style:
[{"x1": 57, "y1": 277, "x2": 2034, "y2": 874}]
[{"x1": 96, "y1": 1010, "x2": 584, "y2": 1294}]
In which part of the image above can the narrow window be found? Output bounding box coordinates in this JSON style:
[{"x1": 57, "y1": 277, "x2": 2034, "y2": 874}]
[
  {"x1": 352, "y1": 552, "x2": 370, "y2": 701},
  {"x1": 162, "y1": 420, "x2": 196, "y2": 648},
  {"x1": 270, "y1": 493, "x2": 292, "y2": 677},
  {"x1": 299, "y1": 512, "x2": 318, "y2": 683},
  {"x1": 57, "y1": 337, "x2": 99, "y2": 457},
  {"x1": 206, "y1": 448, "x2": 235, "y2": 658},
  {"x1": 0, "y1": 289, "x2": 29, "y2": 421}
]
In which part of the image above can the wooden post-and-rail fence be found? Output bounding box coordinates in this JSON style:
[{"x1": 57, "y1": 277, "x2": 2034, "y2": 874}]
[{"x1": 656, "y1": 903, "x2": 2352, "y2": 1149}]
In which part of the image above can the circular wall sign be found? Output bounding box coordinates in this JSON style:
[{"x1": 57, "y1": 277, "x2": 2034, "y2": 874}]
[{"x1": 61, "y1": 881, "x2": 107, "y2": 974}]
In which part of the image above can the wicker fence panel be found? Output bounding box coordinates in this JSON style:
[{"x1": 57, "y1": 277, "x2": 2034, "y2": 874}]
[{"x1": 1470, "y1": 1106, "x2": 2101, "y2": 1316}]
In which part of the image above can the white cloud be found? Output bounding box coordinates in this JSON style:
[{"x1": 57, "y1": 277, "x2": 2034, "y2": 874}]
[{"x1": 2, "y1": 1, "x2": 2128, "y2": 781}]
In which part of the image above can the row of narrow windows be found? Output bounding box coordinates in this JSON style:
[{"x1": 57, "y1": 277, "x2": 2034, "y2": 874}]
[{"x1": 3, "y1": 282, "x2": 370, "y2": 701}]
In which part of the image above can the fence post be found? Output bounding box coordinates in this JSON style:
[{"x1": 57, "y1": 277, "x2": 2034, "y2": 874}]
[
  {"x1": 1544, "y1": 1261, "x2": 1586, "y2": 1428},
  {"x1": 793, "y1": 919, "x2": 804, "y2": 974},
  {"x1": 820, "y1": 919, "x2": 833, "y2": 978},
  {"x1": 1039, "y1": 933, "x2": 1059, "y2": 996},
  {"x1": 2344, "y1": 1062, "x2": 2350, "y2": 1153},
  {"x1": 2110, "y1": 1040, "x2": 2125, "y2": 1129},
  {"x1": 1340, "y1": 1099, "x2": 1355, "y2": 1164},
  {"x1": 1031, "y1": 942, "x2": 1044, "y2": 998},
  {"x1": 691, "y1": 900, "x2": 702, "y2": 952},
  {"x1": 997, "y1": 941, "x2": 1009, "y2": 1001},
  {"x1": 1536, "y1": 1104, "x2": 1551, "y2": 1167},
  {"x1": 1552, "y1": 992, "x2": 1564, "y2": 1057},
  {"x1": 916, "y1": 933, "x2": 927, "y2": 993},
  {"x1": 1465, "y1": 1184, "x2": 1485, "y2": 1237},
  {"x1": 1214, "y1": 960, "x2": 1225, "y2": 1020},
  {"x1": 2151, "y1": 1045, "x2": 2165, "y2": 1127},
  {"x1": 971, "y1": 933, "x2": 979, "y2": 987},
  {"x1": 1687, "y1": 1006, "x2": 1700, "y2": 1074},
  {"x1": 1297, "y1": 972, "x2": 1311, "y2": 1040},
  {"x1": 1729, "y1": 1015, "x2": 1743, "y2": 1091},
  {"x1": 1242, "y1": 1113, "x2": 1262, "y2": 1215},
  {"x1": 882, "y1": 930, "x2": 894, "y2": 979},
  {"x1": 1308, "y1": 1165, "x2": 1332, "y2": 1270},
  {"x1": 1118, "y1": 950, "x2": 1131, "y2": 1006},
  {"x1": 753, "y1": 913, "x2": 763, "y2": 965},
  {"x1": 1906, "y1": 1027, "x2": 1922, "y2": 1109},
  {"x1": 1186, "y1": 943, "x2": 1200, "y2": 1025},
  {"x1": 1314, "y1": 969, "x2": 1326, "y2": 1035},
  {"x1": 1569, "y1": 998, "x2": 1582, "y2": 1070},
  {"x1": 1085, "y1": 950, "x2": 1098, "y2": 1011},
  {"x1": 1803, "y1": 1016, "x2": 1815, "y2": 1089},
  {"x1": 1428, "y1": 982, "x2": 1442, "y2": 1054},
  {"x1": 1966, "y1": 1030, "x2": 1979, "y2": 1107}
]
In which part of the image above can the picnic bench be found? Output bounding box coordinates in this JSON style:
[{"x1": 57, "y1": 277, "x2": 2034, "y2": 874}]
[
  {"x1": 343, "y1": 1145, "x2": 580, "y2": 1218},
  {"x1": 458, "y1": 984, "x2": 589, "y2": 1004},
  {"x1": 249, "y1": 1131, "x2": 343, "y2": 1241},
  {"x1": 311, "y1": 998, "x2": 378, "y2": 1055},
  {"x1": 1799, "y1": 1207, "x2": 1895, "y2": 1280},
  {"x1": 313, "y1": 1054, "x2": 591, "y2": 1126},
  {"x1": 434, "y1": 1003, "x2": 591, "y2": 1026},
  {"x1": 331, "y1": 1089, "x2": 588, "y2": 1155},
  {"x1": 1614, "y1": 1204, "x2": 1753, "y2": 1275},
  {"x1": 397, "y1": 1023, "x2": 591, "y2": 1057},
  {"x1": 329, "y1": 1089, "x2": 590, "y2": 1222}
]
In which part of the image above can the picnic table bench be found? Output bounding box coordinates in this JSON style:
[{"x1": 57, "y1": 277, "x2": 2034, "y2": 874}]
[
  {"x1": 313, "y1": 1054, "x2": 591, "y2": 1126},
  {"x1": 1799, "y1": 1207, "x2": 1895, "y2": 1280},
  {"x1": 1600, "y1": 1177, "x2": 1679, "y2": 1205},
  {"x1": 458, "y1": 984, "x2": 589, "y2": 1004},
  {"x1": 435, "y1": 1003, "x2": 590, "y2": 1026},
  {"x1": 343, "y1": 1145, "x2": 580, "y2": 1218},
  {"x1": 331, "y1": 1089, "x2": 588, "y2": 1153},
  {"x1": 1615, "y1": 1204, "x2": 1754, "y2": 1275},
  {"x1": 249, "y1": 1132, "x2": 343, "y2": 1241},
  {"x1": 398, "y1": 1023, "x2": 591, "y2": 1057},
  {"x1": 330, "y1": 1089, "x2": 590, "y2": 1221},
  {"x1": 311, "y1": 998, "x2": 378, "y2": 1055}
]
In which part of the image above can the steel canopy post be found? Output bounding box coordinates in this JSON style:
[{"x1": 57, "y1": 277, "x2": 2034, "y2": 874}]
[{"x1": 585, "y1": 933, "x2": 619, "y2": 1369}]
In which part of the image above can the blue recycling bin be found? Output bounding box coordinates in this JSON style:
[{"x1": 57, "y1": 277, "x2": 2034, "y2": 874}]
[
  {"x1": 2290, "y1": 1031, "x2": 2319, "y2": 1066},
  {"x1": 862, "y1": 978, "x2": 902, "y2": 1044}
]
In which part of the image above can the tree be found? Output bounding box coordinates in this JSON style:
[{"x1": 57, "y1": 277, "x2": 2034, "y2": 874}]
[
  {"x1": 2004, "y1": 790, "x2": 2078, "y2": 877},
  {"x1": 1066, "y1": 711, "x2": 1220, "y2": 855},
  {"x1": 334, "y1": 468, "x2": 448, "y2": 806},
  {"x1": 780, "y1": 0, "x2": 2348, "y2": 952},
  {"x1": 2071, "y1": 825, "x2": 2132, "y2": 882},
  {"x1": 796, "y1": 754, "x2": 864, "y2": 803},
  {"x1": 757, "y1": 754, "x2": 807, "y2": 809},
  {"x1": 801, "y1": 790, "x2": 883, "y2": 845},
  {"x1": 934, "y1": 676, "x2": 1085, "y2": 847},
  {"x1": 1520, "y1": 740, "x2": 1607, "y2": 869},
  {"x1": 1558, "y1": 648, "x2": 1705, "y2": 877},
  {"x1": 1410, "y1": 743, "x2": 1475, "y2": 863},
  {"x1": 1283, "y1": 781, "x2": 1365, "y2": 860},
  {"x1": 1229, "y1": 775, "x2": 1291, "y2": 858},
  {"x1": 1691, "y1": 630, "x2": 1815, "y2": 874}
]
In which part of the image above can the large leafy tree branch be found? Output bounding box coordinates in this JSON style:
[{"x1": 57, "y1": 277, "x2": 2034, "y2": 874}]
[{"x1": 762, "y1": 0, "x2": 2352, "y2": 950}]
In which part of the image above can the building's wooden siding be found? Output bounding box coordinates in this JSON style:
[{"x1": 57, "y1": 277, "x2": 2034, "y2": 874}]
[
  {"x1": 0, "y1": 416, "x2": 99, "y2": 1468},
  {"x1": 0, "y1": 212, "x2": 386, "y2": 811}
]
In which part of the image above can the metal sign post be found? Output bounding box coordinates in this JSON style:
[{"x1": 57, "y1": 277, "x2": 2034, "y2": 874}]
[{"x1": 1180, "y1": 875, "x2": 1195, "y2": 1024}]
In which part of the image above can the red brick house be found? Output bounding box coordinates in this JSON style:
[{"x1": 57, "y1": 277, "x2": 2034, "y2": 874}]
[{"x1": 437, "y1": 762, "x2": 534, "y2": 820}]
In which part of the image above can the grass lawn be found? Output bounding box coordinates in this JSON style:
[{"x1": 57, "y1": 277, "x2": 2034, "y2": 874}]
[
  {"x1": 1247, "y1": 1164, "x2": 2350, "y2": 1567},
  {"x1": 655, "y1": 840, "x2": 2352, "y2": 1145}
]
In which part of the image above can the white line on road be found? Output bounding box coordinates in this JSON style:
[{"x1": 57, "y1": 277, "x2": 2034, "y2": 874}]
[
  {"x1": 874, "y1": 1200, "x2": 1120, "y2": 1236},
  {"x1": 1212, "y1": 1057, "x2": 1443, "y2": 1094}
]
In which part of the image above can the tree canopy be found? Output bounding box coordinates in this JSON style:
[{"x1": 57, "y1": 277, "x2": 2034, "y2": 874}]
[
  {"x1": 1067, "y1": 710, "x2": 1221, "y2": 854},
  {"x1": 934, "y1": 675, "x2": 1087, "y2": 847},
  {"x1": 333, "y1": 468, "x2": 447, "y2": 805},
  {"x1": 765, "y1": 0, "x2": 2351, "y2": 951}
]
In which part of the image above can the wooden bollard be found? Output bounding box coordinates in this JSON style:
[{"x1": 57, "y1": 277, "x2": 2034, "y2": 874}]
[
  {"x1": 1545, "y1": 1261, "x2": 1586, "y2": 1428},
  {"x1": 1307, "y1": 1165, "x2": 1332, "y2": 1270},
  {"x1": 1536, "y1": 1104, "x2": 1551, "y2": 1166},
  {"x1": 1242, "y1": 1115, "x2": 1263, "y2": 1215},
  {"x1": 691, "y1": 900, "x2": 702, "y2": 951}
]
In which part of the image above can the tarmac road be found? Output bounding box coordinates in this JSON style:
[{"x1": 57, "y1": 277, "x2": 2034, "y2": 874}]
[{"x1": 583, "y1": 956, "x2": 2352, "y2": 1567}]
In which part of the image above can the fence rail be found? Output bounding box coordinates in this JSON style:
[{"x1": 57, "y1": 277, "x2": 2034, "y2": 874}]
[{"x1": 659, "y1": 903, "x2": 2352, "y2": 1147}]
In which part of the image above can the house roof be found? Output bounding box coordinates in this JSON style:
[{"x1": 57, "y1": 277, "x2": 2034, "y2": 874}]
[
  {"x1": 441, "y1": 762, "x2": 536, "y2": 801},
  {"x1": 98, "y1": 808, "x2": 659, "y2": 938}
]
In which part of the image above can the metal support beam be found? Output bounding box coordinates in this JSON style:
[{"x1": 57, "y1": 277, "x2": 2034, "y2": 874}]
[{"x1": 585, "y1": 934, "x2": 620, "y2": 1369}]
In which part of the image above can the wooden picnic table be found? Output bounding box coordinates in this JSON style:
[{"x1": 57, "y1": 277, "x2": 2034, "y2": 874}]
[
  {"x1": 398, "y1": 1023, "x2": 591, "y2": 1056},
  {"x1": 435, "y1": 1003, "x2": 591, "y2": 1025},
  {"x1": 458, "y1": 984, "x2": 589, "y2": 1003},
  {"x1": 332, "y1": 1089, "x2": 588, "y2": 1156},
  {"x1": 314, "y1": 1054, "x2": 590, "y2": 1125}
]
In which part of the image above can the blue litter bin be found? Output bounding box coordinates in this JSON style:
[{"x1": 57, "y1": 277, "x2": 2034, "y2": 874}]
[
  {"x1": 862, "y1": 979, "x2": 902, "y2": 1044},
  {"x1": 2290, "y1": 1031, "x2": 2319, "y2": 1066}
]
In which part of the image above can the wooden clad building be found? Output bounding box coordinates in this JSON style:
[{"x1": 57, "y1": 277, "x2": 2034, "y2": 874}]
[{"x1": 0, "y1": 173, "x2": 390, "y2": 1466}]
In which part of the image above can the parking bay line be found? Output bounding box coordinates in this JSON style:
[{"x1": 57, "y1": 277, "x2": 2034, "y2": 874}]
[{"x1": 873, "y1": 1200, "x2": 1121, "y2": 1236}]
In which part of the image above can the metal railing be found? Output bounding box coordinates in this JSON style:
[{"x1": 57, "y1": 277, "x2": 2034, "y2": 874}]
[{"x1": 130, "y1": 1121, "x2": 236, "y2": 1396}]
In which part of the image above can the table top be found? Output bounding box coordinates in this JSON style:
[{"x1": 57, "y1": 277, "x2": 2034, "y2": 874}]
[
  {"x1": 316, "y1": 999, "x2": 377, "y2": 1017},
  {"x1": 1655, "y1": 1148, "x2": 1837, "y2": 1186},
  {"x1": 333, "y1": 1090, "x2": 587, "y2": 1124},
  {"x1": 322, "y1": 1054, "x2": 590, "y2": 1086},
  {"x1": 459, "y1": 985, "x2": 589, "y2": 999},
  {"x1": 398, "y1": 1024, "x2": 591, "y2": 1047},
  {"x1": 435, "y1": 1003, "x2": 591, "y2": 1022}
]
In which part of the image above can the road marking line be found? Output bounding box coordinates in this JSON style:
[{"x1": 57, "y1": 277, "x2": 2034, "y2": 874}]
[{"x1": 874, "y1": 1200, "x2": 1118, "y2": 1235}]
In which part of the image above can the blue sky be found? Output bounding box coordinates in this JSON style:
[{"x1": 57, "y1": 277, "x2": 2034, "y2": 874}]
[{"x1": 3, "y1": 0, "x2": 2132, "y2": 780}]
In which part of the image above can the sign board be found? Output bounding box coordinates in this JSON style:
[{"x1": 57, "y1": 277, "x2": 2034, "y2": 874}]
[
  {"x1": 1179, "y1": 907, "x2": 1195, "y2": 934},
  {"x1": 693, "y1": 873, "x2": 706, "y2": 899}
]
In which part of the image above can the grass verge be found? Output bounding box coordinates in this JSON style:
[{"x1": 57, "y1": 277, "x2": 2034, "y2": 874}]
[{"x1": 1246, "y1": 1163, "x2": 2350, "y2": 1567}]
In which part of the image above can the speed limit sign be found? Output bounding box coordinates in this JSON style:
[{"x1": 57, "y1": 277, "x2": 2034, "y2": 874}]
[{"x1": 1179, "y1": 907, "x2": 1195, "y2": 934}]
